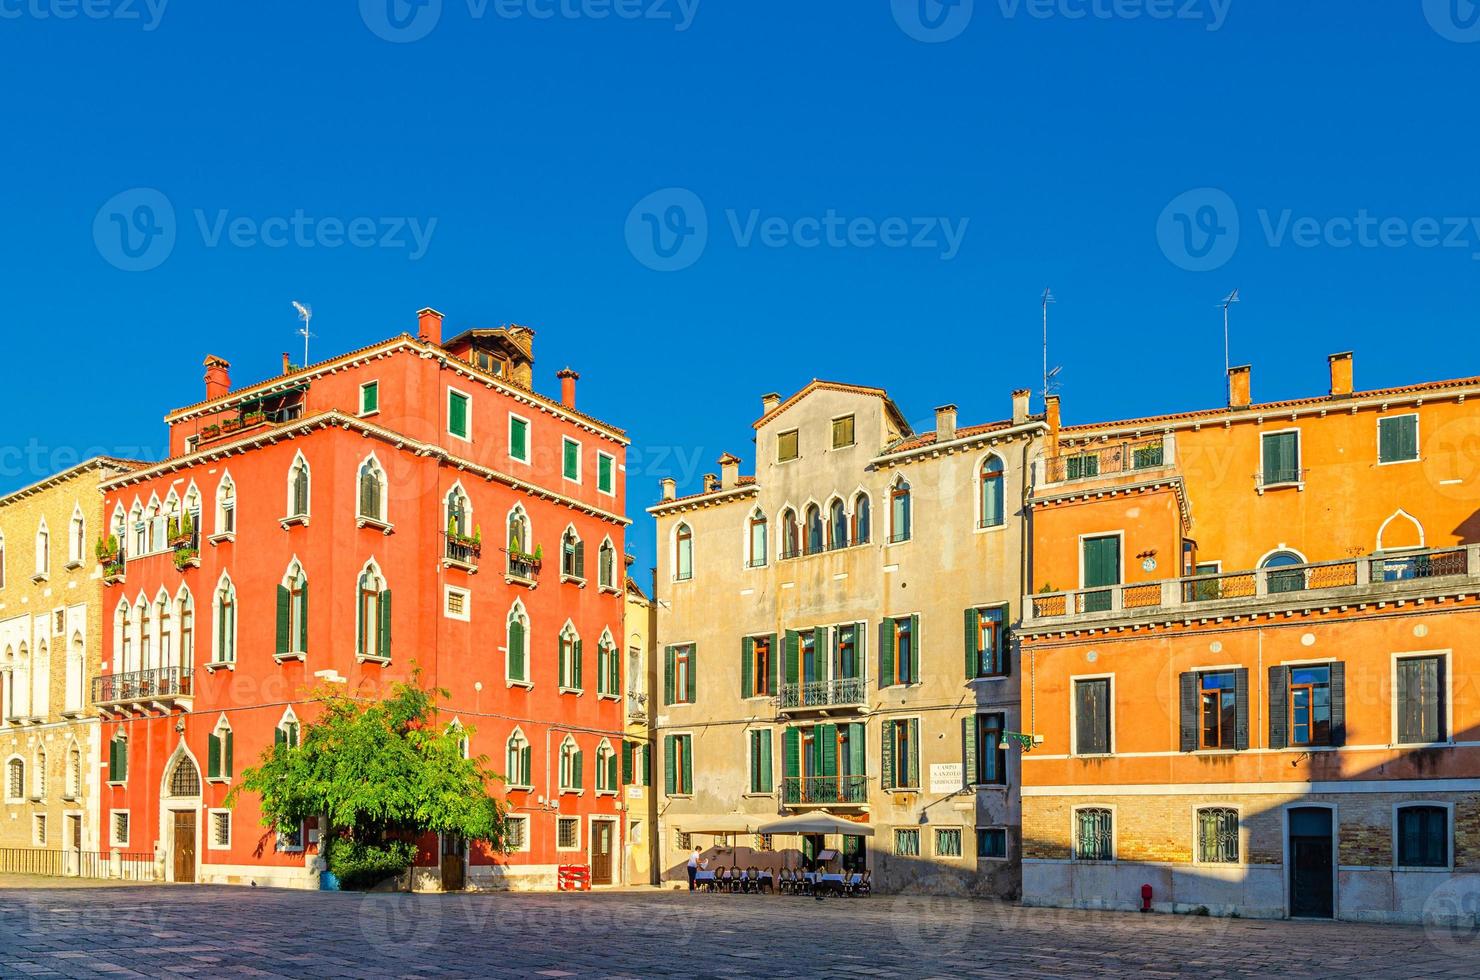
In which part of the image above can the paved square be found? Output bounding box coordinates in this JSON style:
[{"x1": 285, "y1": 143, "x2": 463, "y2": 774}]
[{"x1": 2, "y1": 878, "x2": 1478, "y2": 978}]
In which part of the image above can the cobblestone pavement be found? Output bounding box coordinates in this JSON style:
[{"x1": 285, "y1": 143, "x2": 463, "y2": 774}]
[{"x1": 3, "y1": 880, "x2": 1479, "y2": 978}]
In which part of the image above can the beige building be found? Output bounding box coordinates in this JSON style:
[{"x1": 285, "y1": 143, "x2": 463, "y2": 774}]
[
  {"x1": 0, "y1": 458, "x2": 138, "y2": 869},
  {"x1": 623, "y1": 568, "x2": 658, "y2": 885},
  {"x1": 648, "y1": 381, "x2": 1043, "y2": 894}
]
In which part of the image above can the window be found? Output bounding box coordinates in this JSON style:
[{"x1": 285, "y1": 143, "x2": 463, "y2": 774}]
[
  {"x1": 506, "y1": 730, "x2": 532, "y2": 787},
  {"x1": 1261, "y1": 430, "x2": 1301, "y2": 487},
  {"x1": 935, "y1": 828, "x2": 963, "y2": 858},
  {"x1": 448, "y1": 389, "x2": 470, "y2": 439},
  {"x1": 665, "y1": 644, "x2": 696, "y2": 705},
  {"x1": 828, "y1": 499, "x2": 848, "y2": 550},
  {"x1": 888, "y1": 478, "x2": 911, "y2": 543},
  {"x1": 1396, "y1": 655, "x2": 1446, "y2": 744},
  {"x1": 274, "y1": 714, "x2": 301, "y2": 749},
  {"x1": 880, "y1": 615, "x2": 918, "y2": 687},
  {"x1": 881, "y1": 718, "x2": 919, "y2": 790},
  {"x1": 0, "y1": 531, "x2": 6, "y2": 589},
  {"x1": 831, "y1": 415, "x2": 855, "y2": 449},
  {"x1": 623, "y1": 739, "x2": 651, "y2": 788},
  {"x1": 559, "y1": 736, "x2": 583, "y2": 791},
  {"x1": 506, "y1": 505, "x2": 532, "y2": 568},
  {"x1": 743, "y1": 634, "x2": 775, "y2": 698},
  {"x1": 977, "y1": 827, "x2": 1007, "y2": 859},
  {"x1": 747, "y1": 510, "x2": 768, "y2": 568},
  {"x1": 852, "y1": 493, "x2": 871, "y2": 544},
  {"x1": 894, "y1": 829, "x2": 920, "y2": 856},
  {"x1": 1074, "y1": 678, "x2": 1112, "y2": 755},
  {"x1": 508, "y1": 415, "x2": 530, "y2": 463},
  {"x1": 215, "y1": 477, "x2": 235, "y2": 535},
  {"x1": 107, "y1": 735, "x2": 127, "y2": 783},
  {"x1": 562, "y1": 437, "x2": 581, "y2": 482},
  {"x1": 356, "y1": 563, "x2": 391, "y2": 662},
  {"x1": 674, "y1": 523, "x2": 693, "y2": 581},
  {"x1": 34, "y1": 814, "x2": 46, "y2": 846},
  {"x1": 444, "y1": 585, "x2": 469, "y2": 620},
  {"x1": 357, "y1": 457, "x2": 387, "y2": 524},
  {"x1": 278, "y1": 821, "x2": 304, "y2": 852},
  {"x1": 779, "y1": 508, "x2": 800, "y2": 559},
  {"x1": 1074, "y1": 808, "x2": 1113, "y2": 861},
  {"x1": 967, "y1": 713, "x2": 1007, "y2": 786},
  {"x1": 213, "y1": 576, "x2": 237, "y2": 665},
  {"x1": 111, "y1": 811, "x2": 130, "y2": 847},
  {"x1": 179, "y1": 589, "x2": 194, "y2": 666},
  {"x1": 359, "y1": 381, "x2": 379, "y2": 415},
  {"x1": 445, "y1": 486, "x2": 472, "y2": 547},
  {"x1": 560, "y1": 527, "x2": 585, "y2": 582},
  {"x1": 597, "y1": 452, "x2": 615, "y2": 495},
  {"x1": 1286, "y1": 665, "x2": 1332, "y2": 747},
  {"x1": 506, "y1": 602, "x2": 529, "y2": 684},
  {"x1": 65, "y1": 746, "x2": 81, "y2": 799},
  {"x1": 34, "y1": 520, "x2": 49, "y2": 578},
  {"x1": 207, "y1": 720, "x2": 234, "y2": 780},
  {"x1": 595, "y1": 741, "x2": 617, "y2": 794},
  {"x1": 557, "y1": 816, "x2": 580, "y2": 850},
  {"x1": 68, "y1": 507, "x2": 85, "y2": 566},
  {"x1": 596, "y1": 636, "x2": 620, "y2": 697},
  {"x1": 665, "y1": 733, "x2": 693, "y2": 795},
  {"x1": 1378, "y1": 414, "x2": 1419, "y2": 464},
  {"x1": 1397, "y1": 805, "x2": 1448, "y2": 868},
  {"x1": 1262, "y1": 550, "x2": 1306, "y2": 594},
  {"x1": 168, "y1": 756, "x2": 201, "y2": 796},
  {"x1": 5, "y1": 758, "x2": 22, "y2": 801},
  {"x1": 210, "y1": 810, "x2": 231, "y2": 850},
  {"x1": 803, "y1": 504, "x2": 822, "y2": 555},
  {"x1": 598, "y1": 539, "x2": 616, "y2": 589},
  {"x1": 777, "y1": 429, "x2": 799, "y2": 462},
  {"x1": 979, "y1": 455, "x2": 1005, "y2": 528},
  {"x1": 505, "y1": 815, "x2": 529, "y2": 851},
  {"x1": 558, "y1": 624, "x2": 583, "y2": 691},
  {"x1": 1199, "y1": 671, "x2": 1238, "y2": 750},
  {"x1": 966, "y1": 606, "x2": 1008, "y2": 678},
  {"x1": 1197, "y1": 807, "x2": 1239, "y2": 863},
  {"x1": 1080, "y1": 534, "x2": 1121, "y2": 612},
  {"x1": 287, "y1": 454, "x2": 310, "y2": 519},
  {"x1": 748, "y1": 729, "x2": 773, "y2": 793},
  {"x1": 277, "y1": 563, "x2": 308, "y2": 658}
]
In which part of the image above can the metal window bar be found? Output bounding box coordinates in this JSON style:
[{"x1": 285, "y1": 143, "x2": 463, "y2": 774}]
[
  {"x1": 1046, "y1": 440, "x2": 1165, "y2": 483},
  {"x1": 91, "y1": 667, "x2": 193, "y2": 705},
  {"x1": 1371, "y1": 548, "x2": 1469, "y2": 582},
  {"x1": 777, "y1": 678, "x2": 866, "y2": 710},
  {"x1": 781, "y1": 774, "x2": 868, "y2": 805}
]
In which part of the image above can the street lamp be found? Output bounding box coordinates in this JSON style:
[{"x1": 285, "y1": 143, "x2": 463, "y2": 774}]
[{"x1": 997, "y1": 731, "x2": 1037, "y2": 752}]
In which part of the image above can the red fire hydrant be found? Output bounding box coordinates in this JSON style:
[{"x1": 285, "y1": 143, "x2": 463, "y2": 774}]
[{"x1": 1140, "y1": 883, "x2": 1153, "y2": 913}]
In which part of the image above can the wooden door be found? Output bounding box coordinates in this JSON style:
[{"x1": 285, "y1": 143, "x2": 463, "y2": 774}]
[
  {"x1": 591, "y1": 821, "x2": 614, "y2": 885},
  {"x1": 173, "y1": 811, "x2": 197, "y2": 883},
  {"x1": 1288, "y1": 807, "x2": 1333, "y2": 918},
  {"x1": 440, "y1": 835, "x2": 465, "y2": 891}
]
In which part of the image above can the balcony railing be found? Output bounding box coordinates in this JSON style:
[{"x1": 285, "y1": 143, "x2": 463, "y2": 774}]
[
  {"x1": 91, "y1": 667, "x2": 193, "y2": 707},
  {"x1": 1041, "y1": 437, "x2": 1170, "y2": 486},
  {"x1": 777, "y1": 677, "x2": 866, "y2": 711},
  {"x1": 503, "y1": 549, "x2": 541, "y2": 584},
  {"x1": 1027, "y1": 545, "x2": 1478, "y2": 625},
  {"x1": 781, "y1": 774, "x2": 869, "y2": 806},
  {"x1": 443, "y1": 533, "x2": 481, "y2": 570}
]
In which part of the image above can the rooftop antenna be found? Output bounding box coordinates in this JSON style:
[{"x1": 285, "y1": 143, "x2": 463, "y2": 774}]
[
  {"x1": 291, "y1": 301, "x2": 314, "y2": 367},
  {"x1": 1041, "y1": 287, "x2": 1062, "y2": 407},
  {"x1": 1220, "y1": 289, "x2": 1239, "y2": 376}
]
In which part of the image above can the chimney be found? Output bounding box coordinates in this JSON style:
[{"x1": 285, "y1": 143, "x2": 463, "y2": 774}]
[
  {"x1": 1045, "y1": 394, "x2": 1062, "y2": 455},
  {"x1": 761, "y1": 392, "x2": 781, "y2": 415},
  {"x1": 702, "y1": 473, "x2": 720, "y2": 493},
  {"x1": 1328, "y1": 351, "x2": 1353, "y2": 398},
  {"x1": 417, "y1": 307, "x2": 443, "y2": 346},
  {"x1": 718, "y1": 453, "x2": 741, "y2": 489},
  {"x1": 282, "y1": 352, "x2": 292, "y2": 375},
  {"x1": 556, "y1": 368, "x2": 580, "y2": 410},
  {"x1": 660, "y1": 478, "x2": 676, "y2": 501},
  {"x1": 203, "y1": 355, "x2": 231, "y2": 401},
  {"x1": 1228, "y1": 364, "x2": 1251, "y2": 409},
  {"x1": 1011, "y1": 388, "x2": 1031, "y2": 425},
  {"x1": 935, "y1": 404, "x2": 958, "y2": 442}
]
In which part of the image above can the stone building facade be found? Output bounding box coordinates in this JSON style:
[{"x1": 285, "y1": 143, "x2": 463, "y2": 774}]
[
  {"x1": 623, "y1": 571, "x2": 658, "y2": 885},
  {"x1": 649, "y1": 381, "x2": 1043, "y2": 895}
]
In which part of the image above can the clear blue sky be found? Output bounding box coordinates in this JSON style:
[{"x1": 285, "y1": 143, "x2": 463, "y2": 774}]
[{"x1": 3, "y1": 1, "x2": 1479, "y2": 577}]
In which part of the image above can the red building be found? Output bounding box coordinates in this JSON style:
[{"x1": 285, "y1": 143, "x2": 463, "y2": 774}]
[{"x1": 94, "y1": 309, "x2": 629, "y2": 889}]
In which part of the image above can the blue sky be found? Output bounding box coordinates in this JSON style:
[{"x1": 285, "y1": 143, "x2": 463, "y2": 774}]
[{"x1": 2, "y1": 1, "x2": 1479, "y2": 576}]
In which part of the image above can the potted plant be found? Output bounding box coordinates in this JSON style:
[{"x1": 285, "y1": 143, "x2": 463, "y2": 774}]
[
  {"x1": 243, "y1": 410, "x2": 266, "y2": 426},
  {"x1": 173, "y1": 546, "x2": 200, "y2": 570},
  {"x1": 169, "y1": 512, "x2": 195, "y2": 549},
  {"x1": 95, "y1": 534, "x2": 119, "y2": 564},
  {"x1": 202, "y1": 423, "x2": 222, "y2": 439}
]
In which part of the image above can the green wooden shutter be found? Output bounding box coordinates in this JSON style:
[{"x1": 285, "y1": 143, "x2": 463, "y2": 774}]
[
  {"x1": 879, "y1": 619, "x2": 896, "y2": 687},
  {"x1": 642, "y1": 744, "x2": 652, "y2": 786},
  {"x1": 741, "y1": 636, "x2": 754, "y2": 699},
  {"x1": 964, "y1": 607, "x2": 980, "y2": 679},
  {"x1": 811, "y1": 627, "x2": 828, "y2": 682},
  {"x1": 573, "y1": 749, "x2": 584, "y2": 789},
  {"x1": 962, "y1": 715, "x2": 977, "y2": 785},
  {"x1": 363, "y1": 382, "x2": 378, "y2": 413},
  {"x1": 119, "y1": 739, "x2": 127, "y2": 781},
  {"x1": 1329, "y1": 661, "x2": 1347, "y2": 746},
  {"x1": 760, "y1": 729, "x2": 773, "y2": 793},
  {"x1": 909, "y1": 615, "x2": 920, "y2": 684},
  {"x1": 1179, "y1": 672, "x2": 1198, "y2": 752},
  {"x1": 681, "y1": 737, "x2": 692, "y2": 794},
  {"x1": 108, "y1": 739, "x2": 118, "y2": 782},
  {"x1": 275, "y1": 727, "x2": 286, "y2": 748},
  {"x1": 510, "y1": 621, "x2": 525, "y2": 680},
  {"x1": 664, "y1": 736, "x2": 676, "y2": 795},
  {"x1": 574, "y1": 540, "x2": 586, "y2": 579},
  {"x1": 782, "y1": 727, "x2": 800, "y2": 780},
  {"x1": 275, "y1": 586, "x2": 289, "y2": 655},
  {"x1": 510, "y1": 418, "x2": 527, "y2": 458},
  {"x1": 1084, "y1": 537, "x2": 1120, "y2": 588},
  {"x1": 299, "y1": 582, "x2": 309, "y2": 654},
  {"x1": 521, "y1": 744, "x2": 531, "y2": 784},
  {"x1": 1234, "y1": 667, "x2": 1251, "y2": 751},
  {"x1": 1268, "y1": 665, "x2": 1289, "y2": 750},
  {"x1": 847, "y1": 723, "x2": 865, "y2": 777},
  {"x1": 378, "y1": 589, "x2": 392, "y2": 660},
  {"x1": 784, "y1": 630, "x2": 800, "y2": 685},
  {"x1": 622, "y1": 741, "x2": 634, "y2": 783},
  {"x1": 880, "y1": 722, "x2": 894, "y2": 789},
  {"x1": 765, "y1": 633, "x2": 779, "y2": 692},
  {"x1": 449, "y1": 392, "x2": 468, "y2": 437},
  {"x1": 907, "y1": 719, "x2": 920, "y2": 788},
  {"x1": 817, "y1": 723, "x2": 838, "y2": 779},
  {"x1": 686, "y1": 646, "x2": 696, "y2": 704},
  {"x1": 573, "y1": 638, "x2": 583, "y2": 690},
  {"x1": 225, "y1": 730, "x2": 234, "y2": 777},
  {"x1": 664, "y1": 646, "x2": 675, "y2": 704},
  {"x1": 1379, "y1": 418, "x2": 1397, "y2": 462},
  {"x1": 208, "y1": 733, "x2": 220, "y2": 779},
  {"x1": 852, "y1": 623, "x2": 866, "y2": 681}
]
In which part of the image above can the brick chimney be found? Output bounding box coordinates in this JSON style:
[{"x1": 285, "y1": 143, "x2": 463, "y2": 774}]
[
  {"x1": 1228, "y1": 364, "x2": 1251, "y2": 409},
  {"x1": 935, "y1": 404, "x2": 958, "y2": 442},
  {"x1": 1045, "y1": 394, "x2": 1061, "y2": 455},
  {"x1": 660, "y1": 478, "x2": 676, "y2": 501},
  {"x1": 1328, "y1": 351, "x2": 1353, "y2": 398},
  {"x1": 702, "y1": 473, "x2": 720, "y2": 493},
  {"x1": 718, "y1": 453, "x2": 741, "y2": 489},
  {"x1": 282, "y1": 352, "x2": 292, "y2": 375},
  {"x1": 417, "y1": 307, "x2": 443, "y2": 346},
  {"x1": 556, "y1": 368, "x2": 580, "y2": 410},
  {"x1": 761, "y1": 392, "x2": 781, "y2": 415},
  {"x1": 1012, "y1": 388, "x2": 1031, "y2": 425},
  {"x1": 203, "y1": 356, "x2": 231, "y2": 401}
]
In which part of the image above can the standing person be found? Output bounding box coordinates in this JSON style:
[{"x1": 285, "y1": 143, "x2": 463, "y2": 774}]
[{"x1": 686, "y1": 846, "x2": 705, "y2": 891}]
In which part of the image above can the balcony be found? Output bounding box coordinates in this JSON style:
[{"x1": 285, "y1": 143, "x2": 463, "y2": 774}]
[
  {"x1": 781, "y1": 774, "x2": 869, "y2": 807},
  {"x1": 503, "y1": 549, "x2": 541, "y2": 586},
  {"x1": 1025, "y1": 545, "x2": 1480, "y2": 627},
  {"x1": 1036, "y1": 435, "x2": 1175, "y2": 488},
  {"x1": 777, "y1": 678, "x2": 866, "y2": 714},
  {"x1": 442, "y1": 533, "x2": 481, "y2": 573},
  {"x1": 91, "y1": 667, "x2": 193, "y2": 712}
]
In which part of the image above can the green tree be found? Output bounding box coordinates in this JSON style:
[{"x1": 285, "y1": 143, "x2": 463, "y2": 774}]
[{"x1": 227, "y1": 673, "x2": 506, "y2": 889}]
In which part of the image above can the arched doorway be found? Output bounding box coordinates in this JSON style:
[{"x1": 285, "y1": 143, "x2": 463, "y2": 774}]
[{"x1": 162, "y1": 750, "x2": 202, "y2": 883}]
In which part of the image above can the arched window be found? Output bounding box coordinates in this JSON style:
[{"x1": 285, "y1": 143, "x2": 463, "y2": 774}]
[
  {"x1": 853, "y1": 493, "x2": 871, "y2": 544},
  {"x1": 208, "y1": 716, "x2": 234, "y2": 780},
  {"x1": 674, "y1": 523, "x2": 693, "y2": 581},
  {"x1": 278, "y1": 562, "x2": 309, "y2": 658},
  {"x1": 506, "y1": 601, "x2": 529, "y2": 683},
  {"x1": 979, "y1": 455, "x2": 1005, "y2": 529},
  {"x1": 155, "y1": 594, "x2": 172, "y2": 671},
  {"x1": 597, "y1": 630, "x2": 620, "y2": 697},
  {"x1": 357, "y1": 457, "x2": 386, "y2": 524},
  {"x1": 177, "y1": 588, "x2": 195, "y2": 668},
  {"x1": 30, "y1": 641, "x2": 47, "y2": 718},
  {"x1": 889, "y1": 478, "x2": 912, "y2": 543},
  {"x1": 1262, "y1": 550, "x2": 1306, "y2": 594},
  {"x1": 0, "y1": 647, "x2": 13, "y2": 720},
  {"x1": 69, "y1": 506, "x2": 86, "y2": 566},
  {"x1": 780, "y1": 508, "x2": 799, "y2": 559},
  {"x1": 129, "y1": 502, "x2": 145, "y2": 556},
  {"x1": 598, "y1": 538, "x2": 616, "y2": 590},
  {"x1": 109, "y1": 506, "x2": 125, "y2": 560},
  {"x1": 506, "y1": 729, "x2": 532, "y2": 787},
  {"x1": 356, "y1": 562, "x2": 391, "y2": 662},
  {"x1": 445, "y1": 485, "x2": 471, "y2": 539},
  {"x1": 595, "y1": 739, "x2": 617, "y2": 794},
  {"x1": 115, "y1": 602, "x2": 133, "y2": 675},
  {"x1": 287, "y1": 453, "x2": 310, "y2": 519},
  {"x1": 146, "y1": 497, "x2": 165, "y2": 553},
  {"x1": 214, "y1": 575, "x2": 237, "y2": 664},
  {"x1": 558, "y1": 622, "x2": 582, "y2": 691},
  {"x1": 137, "y1": 599, "x2": 152, "y2": 672},
  {"x1": 65, "y1": 632, "x2": 84, "y2": 714},
  {"x1": 804, "y1": 504, "x2": 823, "y2": 555},
  {"x1": 168, "y1": 754, "x2": 201, "y2": 797},
  {"x1": 5, "y1": 757, "x2": 23, "y2": 802},
  {"x1": 829, "y1": 498, "x2": 848, "y2": 550},
  {"x1": 506, "y1": 505, "x2": 535, "y2": 580},
  {"x1": 65, "y1": 744, "x2": 81, "y2": 799},
  {"x1": 33, "y1": 746, "x2": 46, "y2": 798},
  {"x1": 34, "y1": 518, "x2": 49, "y2": 578},
  {"x1": 275, "y1": 708, "x2": 301, "y2": 749},
  {"x1": 559, "y1": 736, "x2": 583, "y2": 791},
  {"x1": 214, "y1": 476, "x2": 236, "y2": 536},
  {"x1": 561, "y1": 527, "x2": 585, "y2": 582}
]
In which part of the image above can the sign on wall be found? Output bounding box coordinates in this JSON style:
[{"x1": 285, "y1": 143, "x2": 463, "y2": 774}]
[{"x1": 929, "y1": 762, "x2": 964, "y2": 794}]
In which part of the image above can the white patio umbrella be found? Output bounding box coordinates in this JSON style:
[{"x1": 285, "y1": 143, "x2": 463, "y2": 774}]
[
  {"x1": 755, "y1": 813, "x2": 874, "y2": 837},
  {"x1": 679, "y1": 818, "x2": 758, "y2": 867}
]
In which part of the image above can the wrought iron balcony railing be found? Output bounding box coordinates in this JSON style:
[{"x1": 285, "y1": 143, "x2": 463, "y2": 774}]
[
  {"x1": 91, "y1": 667, "x2": 193, "y2": 707},
  {"x1": 781, "y1": 774, "x2": 869, "y2": 806},
  {"x1": 1043, "y1": 438, "x2": 1168, "y2": 485},
  {"x1": 777, "y1": 677, "x2": 866, "y2": 711},
  {"x1": 443, "y1": 533, "x2": 481, "y2": 570}
]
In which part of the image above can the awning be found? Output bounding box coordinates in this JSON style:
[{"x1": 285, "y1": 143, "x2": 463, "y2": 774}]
[
  {"x1": 755, "y1": 813, "x2": 875, "y2": 837},
  {"x1": 678, "y1": 818, "x2": 757, "y2": 835}
]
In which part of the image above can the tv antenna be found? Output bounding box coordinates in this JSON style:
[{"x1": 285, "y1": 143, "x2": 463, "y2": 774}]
[
  {"x1": 1042, "y1": 287, "x2": 1062, "y2": 407},
  {"x1": 292, "y1": 301, "x2": 314, "y2": 367},
  {"x1": 1220, "y1": 289, "x2": 1239, "y2": 375}
]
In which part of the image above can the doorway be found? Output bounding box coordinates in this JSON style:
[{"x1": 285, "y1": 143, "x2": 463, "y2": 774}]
[
  {"x1": 172, "y1": 811, "x2": 197, "y2": 883},
  {"x1": 440, "y1": 835, "x2": 466, "y2": 891},
  {"x1": 1081, "y1": 535, "x2": 1121, "y2": 612},
  {"x1": 591, "y1": 819, "x2": 615, "y2": 885},
  {"x1": 1287, "y1": 806, "x2": 1334, "y2": 918}
]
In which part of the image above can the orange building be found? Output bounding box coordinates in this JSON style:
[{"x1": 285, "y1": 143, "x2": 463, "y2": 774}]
[{"x1": 1017, "y1": 353, "x2": 1480, "y2": 922}]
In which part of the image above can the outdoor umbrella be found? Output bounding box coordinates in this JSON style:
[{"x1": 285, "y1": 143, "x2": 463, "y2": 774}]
[
  {"x1": 679, "y1": 818, "x2": 758, "y2": 868},
  {"x1": 755, "y1": 813, "x2": 874, "y2": 837}
]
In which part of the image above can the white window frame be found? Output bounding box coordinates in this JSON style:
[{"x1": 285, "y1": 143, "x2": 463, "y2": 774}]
[
  {"x1": 505, "y1": 600, "x2": 532, "y2": 688},
  {"x1": 975, "y1": 451, "x2": 1008, "y2": 534},
  {"x1": 110, "y1": 809, "x2": 130, "y2": 847},
  {"x1": 33, "y1": 517, "x2": 49, "y2": 580},
  {"x1": 1257, "y1": 427, "x2": 1304, "y2": 491},
  {"x1": 1391, "y1": 801, "x2": 1454, "y2": 871},
  {"x1": 358, "y1": 380, "x2": 380, "y2": 417},
  {"x1": 776, "y1": 427, "x2": 800, "y2": 463},
  {"x1": 276, "y1": 819, "x2": 306, "y2": 853},
  {"x1": 562, "y1": 436, "x2": 582, "y2": 484},
  {"x1": 67, "y1": 505, "x2": 86, "y2": 568},
  {"x1": 1376, "y1": 412, "x2": 1420, "y2": 466},
  {"x1": 595, "y1": 739, "x2": 617, "y2": 796},
  {"x1": 34, "y1": 813, "x2": 46, "y2": 846},
  {"x1": 508, "y1": 413, "x2": 531, "y2": 465},
  {"x1": 829, "y1": 414, "x2": 856, "y2": 450},
  {"x1": 1190, "y1": 803, "x2": 1245, "y2": 866},
  {"x1": 975, "y1": 825, "x2": 1010, "y2": 863},
  {"x1": 1071, "y1": 804, "x2": 1117, "y2": 863},
  {"x1": 284, "y1": 452, "x2": 311, "y2": 525},
  {"x1": 1390, "y1": 649, "x2": 1453, "y2": 747},
  {"x1": 596, "y1": 450, "x2": 616, "y2": 496},
  {"x1": 555, "y1": 814, "x2": 582, "y2": 852},
  {"x1": 932, "y1": 826, "x2": 965, "y2": 859},
  {"x1": 208, "y1": 808, "x2": 232, "y2": 851},
  {"x1": 504, "y1": 814, "x2": 531, "y2": 853},
  {"x1": 506, "y1": 728, "x2": 532, "y2": 789},
  {"x1": 447, "y1": 386, "x2": 473, "y2": 442},
  {"x1": 1069, "y1": 672, "x2": 1116, "y2": 757},
  {"x1": 211, "y1": 573, "x2": 238, "y2": 668},
  {"x1": 1076, "y1": 530, "x2": 1125, "y2": 591},
  {"x1": 443, "y1": 585, "x2": 471, "y2": 622}
]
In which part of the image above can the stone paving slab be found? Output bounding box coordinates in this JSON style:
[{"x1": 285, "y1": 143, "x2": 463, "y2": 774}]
[{"x1": 1, "y1": 883, "x2": 1477, "y2": 978}]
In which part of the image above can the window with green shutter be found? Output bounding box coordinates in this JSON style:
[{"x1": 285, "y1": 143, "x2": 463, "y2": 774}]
[
  {"x1": 966, "y1": 605, "x2": 1009, "y2": 678},
  {"x1": 108, "y1": 737, "x2": 127, "y2": 783},
  {"x1": 597, "y1": 452, "x2": 614, "y2": 494},
  {"x1": 665, "y1": 734, "x2": 692, "y2": 795},
  {"x1": 748, "y1": 729, "x2": 773, "y2": 794},
  {"x1": 359, "y1": 381, "x2": 379, "y2": 415},
  {"x1": 1378, "y1": 414, "x2": 1419, "y2": 464},
  {"x1": 509, "y1": 415, "x2": 530, "y2": 462},
  {"x1": 448, "y1": 390, "x2": 470, "y2": 439},
  {"x1": 562, "y1": 438, "x2": 581, "y2": 481},
  {"x1": 1074, "y1": 678, "x2": 1112, "y2": 755},
  {"x1": 1261, "y1": 430, "x2": 1301, "y2": 486}
]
